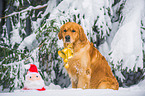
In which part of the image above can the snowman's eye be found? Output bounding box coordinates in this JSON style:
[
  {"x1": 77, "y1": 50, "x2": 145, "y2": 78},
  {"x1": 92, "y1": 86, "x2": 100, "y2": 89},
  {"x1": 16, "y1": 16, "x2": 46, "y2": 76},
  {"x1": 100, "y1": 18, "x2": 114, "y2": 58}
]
[{"x1": 36, "y1": 75, "x2": 38, "y2": 78}]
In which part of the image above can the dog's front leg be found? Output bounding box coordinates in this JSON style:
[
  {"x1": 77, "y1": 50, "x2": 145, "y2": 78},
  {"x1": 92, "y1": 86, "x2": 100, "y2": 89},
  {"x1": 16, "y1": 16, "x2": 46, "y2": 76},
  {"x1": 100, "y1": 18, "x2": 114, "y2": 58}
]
[
  {"x1": 77, "y1": 75, "x2": 89, "y2": 89},
  {"x1": 71, "y1": 78, "x2": 78, "y2": 88},
  {"x1": 77, "y1": 68, "x2": 91, "y2": 89}
]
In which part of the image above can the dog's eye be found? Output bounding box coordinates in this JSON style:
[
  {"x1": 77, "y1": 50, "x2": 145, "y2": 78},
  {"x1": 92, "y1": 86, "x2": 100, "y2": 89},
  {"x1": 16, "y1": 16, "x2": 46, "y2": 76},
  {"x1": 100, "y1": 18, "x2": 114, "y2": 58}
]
[
  {"x1": 64, "y1": 29, "x2": 67, "y2": 32},
  {"x1": 72, "y1": 30, "x2": 75, "y2": 32}
]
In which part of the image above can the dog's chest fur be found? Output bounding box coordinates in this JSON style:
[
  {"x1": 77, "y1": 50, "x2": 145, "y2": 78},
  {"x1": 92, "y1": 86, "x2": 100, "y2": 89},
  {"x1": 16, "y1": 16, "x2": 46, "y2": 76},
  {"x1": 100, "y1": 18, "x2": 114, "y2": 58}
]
[{"x1": 67, "y1": 43, "x2": 91, "y2": 80}]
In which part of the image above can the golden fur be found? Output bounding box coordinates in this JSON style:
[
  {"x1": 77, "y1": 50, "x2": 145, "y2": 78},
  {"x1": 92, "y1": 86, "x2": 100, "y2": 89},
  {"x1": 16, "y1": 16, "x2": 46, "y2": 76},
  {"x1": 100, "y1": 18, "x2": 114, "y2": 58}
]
[{"x1": 58, "y1": 22, "x2": 119, "y2": 90}]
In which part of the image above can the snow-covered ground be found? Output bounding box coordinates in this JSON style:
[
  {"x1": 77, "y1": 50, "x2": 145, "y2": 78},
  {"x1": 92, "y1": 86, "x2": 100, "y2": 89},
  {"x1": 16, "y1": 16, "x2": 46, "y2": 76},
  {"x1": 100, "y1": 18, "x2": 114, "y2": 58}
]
[{"x1": 1, "y1": 80, "x2": 145, "y2": 96}]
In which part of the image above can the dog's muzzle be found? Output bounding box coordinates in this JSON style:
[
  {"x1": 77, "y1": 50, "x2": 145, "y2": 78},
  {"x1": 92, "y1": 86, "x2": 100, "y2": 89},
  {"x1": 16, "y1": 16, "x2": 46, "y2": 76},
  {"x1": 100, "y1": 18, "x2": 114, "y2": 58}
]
[{"x1": 65, "y1": 35, "x2": 70, "y2": 42}]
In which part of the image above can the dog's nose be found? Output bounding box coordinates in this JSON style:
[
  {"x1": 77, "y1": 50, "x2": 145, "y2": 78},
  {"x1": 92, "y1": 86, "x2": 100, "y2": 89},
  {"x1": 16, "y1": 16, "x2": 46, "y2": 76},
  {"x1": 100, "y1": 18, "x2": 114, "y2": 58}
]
[{"x1": 65, "y1": 35, "x2": 70, "y2": 42}]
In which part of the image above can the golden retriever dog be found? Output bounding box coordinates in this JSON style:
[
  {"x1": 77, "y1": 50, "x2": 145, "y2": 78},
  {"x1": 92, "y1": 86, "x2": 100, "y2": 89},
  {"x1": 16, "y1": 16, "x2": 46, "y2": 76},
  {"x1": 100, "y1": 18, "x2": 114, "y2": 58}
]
[{"x1": 58, "y1": 22, "x2": 119, "y2": 90}]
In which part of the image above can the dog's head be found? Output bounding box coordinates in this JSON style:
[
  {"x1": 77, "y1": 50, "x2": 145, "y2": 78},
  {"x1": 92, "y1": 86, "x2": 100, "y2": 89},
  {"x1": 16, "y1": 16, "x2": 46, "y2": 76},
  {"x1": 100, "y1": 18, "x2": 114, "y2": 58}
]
[{"x1": 58, "y1": 22, "x2": 87, "y2": 45}]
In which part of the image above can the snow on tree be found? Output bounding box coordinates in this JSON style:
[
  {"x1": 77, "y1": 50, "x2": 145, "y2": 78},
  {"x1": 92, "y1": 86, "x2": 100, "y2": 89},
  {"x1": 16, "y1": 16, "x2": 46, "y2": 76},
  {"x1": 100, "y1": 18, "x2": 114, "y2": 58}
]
[
  {"x1": 0, "y1": 0, "x2": 145, "y2": 92},
  {"x1": 48, "y1": 0, "x2": 112, "y2": 47},
  {"x1": 109, "y1": 0, "x2": 144, "y2": 81},
  {"x1": 0, "y1": 0, "x2": 60, "y2": 92}
]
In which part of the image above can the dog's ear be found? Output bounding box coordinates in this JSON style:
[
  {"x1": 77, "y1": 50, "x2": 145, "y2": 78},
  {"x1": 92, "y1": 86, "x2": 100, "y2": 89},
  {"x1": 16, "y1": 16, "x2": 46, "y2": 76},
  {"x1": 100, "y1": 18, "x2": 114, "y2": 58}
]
[
  {"x1": 79, "y1": 25, "x2": 87, "y2": 42},
  {"x1": 58, "y1": 29, "x2": 63, "y2": 40}
]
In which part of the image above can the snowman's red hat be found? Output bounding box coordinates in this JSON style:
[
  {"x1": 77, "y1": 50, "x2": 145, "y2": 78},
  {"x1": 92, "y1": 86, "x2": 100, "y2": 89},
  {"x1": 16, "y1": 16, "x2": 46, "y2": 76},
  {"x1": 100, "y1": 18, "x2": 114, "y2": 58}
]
[{"x1": 24, "y1": 64, "x2": 39, "y2": 74}]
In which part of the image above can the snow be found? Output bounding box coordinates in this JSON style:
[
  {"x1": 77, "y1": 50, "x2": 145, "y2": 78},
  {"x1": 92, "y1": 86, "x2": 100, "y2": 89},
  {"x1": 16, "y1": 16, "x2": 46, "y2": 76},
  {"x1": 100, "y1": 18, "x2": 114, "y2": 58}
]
[
  {"x1": 10, "y1": 28, "x2": 22, "y2": 47},
  {"x1": 110, "y1": 0, "x2": 144, "y2": 72},
  {"x1": 110, "y1": 22, "x2": 142, "y2": 70},
  {"x1": 10, "y1": 20, "x2": 22, "y2": 47},
  {"x1": 13, "y1": 0, "x2": 20, "y2": 7},
  {"x1": 18, "y1": 33, "x2": 36, "y2": 50},
  {"x1": 0, "y1": 83, "x2": 145, "y2": 96},
  {"x1": 4, "y1": 3, "x2": 48, "y2": 19}
]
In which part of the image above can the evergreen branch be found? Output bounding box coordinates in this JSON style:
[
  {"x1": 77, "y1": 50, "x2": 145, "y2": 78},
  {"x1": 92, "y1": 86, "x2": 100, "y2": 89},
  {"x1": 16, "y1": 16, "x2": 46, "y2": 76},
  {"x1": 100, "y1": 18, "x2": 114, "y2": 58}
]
[
  {"x1": 0, "y1": 4, "x2": 48, "y2": 19},
  {"x1": 24, "y1": 44, "x2": 44, "y2": 63},
  {"x1": 2, "y1": 60, "x2": 25, "y2": 67},
  {"x1": 24, "y1": 41, "x2": 46, "y2": 63}
]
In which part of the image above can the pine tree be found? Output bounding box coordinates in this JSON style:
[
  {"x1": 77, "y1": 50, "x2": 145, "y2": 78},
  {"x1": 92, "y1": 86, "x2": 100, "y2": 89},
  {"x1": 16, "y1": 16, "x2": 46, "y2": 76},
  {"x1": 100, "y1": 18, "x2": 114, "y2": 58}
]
[
  {"x1": 0, "y1": 0, "x2": 145, "y2": 92},
  {"x1": 0, "y1": 0, "x2": 68, "y2": 92}
]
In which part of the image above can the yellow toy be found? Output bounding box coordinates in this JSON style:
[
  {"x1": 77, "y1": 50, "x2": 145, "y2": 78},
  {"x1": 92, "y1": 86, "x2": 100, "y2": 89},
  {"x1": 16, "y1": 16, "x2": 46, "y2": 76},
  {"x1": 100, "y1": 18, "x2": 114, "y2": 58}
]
[{"x1": 58, "y1": 44, "x2": 73, "y2": 68}]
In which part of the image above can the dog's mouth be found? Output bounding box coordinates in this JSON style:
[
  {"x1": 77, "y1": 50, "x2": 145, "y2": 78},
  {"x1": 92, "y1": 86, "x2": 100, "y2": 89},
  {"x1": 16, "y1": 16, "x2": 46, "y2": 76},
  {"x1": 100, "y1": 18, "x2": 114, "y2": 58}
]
[
  {"x1": 65, "y1": 40, "x2": 71, "y2": 43},
  {"x1": 64, "y1": 42, "x2": 71, "y2": 47},
  {"x1": 64, "y1": 41, "x2": 72, "y2": 47},
  {"x1": 65, "y1": 39, "x2": 70, "y2": 43}
]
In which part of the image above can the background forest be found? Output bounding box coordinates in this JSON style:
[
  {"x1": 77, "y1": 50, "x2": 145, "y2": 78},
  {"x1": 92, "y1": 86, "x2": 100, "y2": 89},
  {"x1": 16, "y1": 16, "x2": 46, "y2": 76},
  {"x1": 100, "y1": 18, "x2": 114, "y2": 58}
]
[{"x1": 0, "y1": 0, "x2": 145, "y2": 92}]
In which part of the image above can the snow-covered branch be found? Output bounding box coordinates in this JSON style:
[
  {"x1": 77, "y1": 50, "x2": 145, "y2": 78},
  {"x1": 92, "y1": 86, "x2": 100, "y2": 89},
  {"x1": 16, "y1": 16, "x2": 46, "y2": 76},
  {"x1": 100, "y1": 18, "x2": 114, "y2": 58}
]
[{"x1": 0, "y1": 4, "x2": 48, "y2": 19}]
